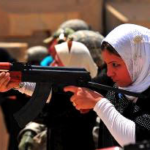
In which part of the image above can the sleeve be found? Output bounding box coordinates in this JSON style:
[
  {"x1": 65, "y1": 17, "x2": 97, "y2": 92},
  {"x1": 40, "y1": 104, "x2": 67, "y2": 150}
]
[
  {"x1": 18, "y1": 82, "x2": 36, "y2": 96},
  {"x1": 94, "y1": 98, "x2": 135, "y2": 147},
  {"x1": 17, "y1": 82, "x2": 52, "y2": 103}
]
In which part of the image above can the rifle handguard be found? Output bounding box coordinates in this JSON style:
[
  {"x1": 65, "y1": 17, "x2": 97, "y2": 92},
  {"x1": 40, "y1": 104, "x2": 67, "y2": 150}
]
[{"x1": 0, "y1": 62, "x2": 22, "y2": 82}]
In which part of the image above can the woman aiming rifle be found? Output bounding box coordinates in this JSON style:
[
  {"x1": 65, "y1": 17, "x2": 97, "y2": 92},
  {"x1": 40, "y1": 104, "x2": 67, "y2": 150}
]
[{"x1": 64, "y1": 24, "x2": 150, "y2": 148}]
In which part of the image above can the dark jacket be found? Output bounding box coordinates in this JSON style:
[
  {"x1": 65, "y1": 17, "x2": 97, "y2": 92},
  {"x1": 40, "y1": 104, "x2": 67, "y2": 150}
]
[
  {"x1": 41, "y1": 87, "x2": 96, "y2": 150},
  {"x1": 98, "y1": 86, "x2": 150, "y2": 148}
]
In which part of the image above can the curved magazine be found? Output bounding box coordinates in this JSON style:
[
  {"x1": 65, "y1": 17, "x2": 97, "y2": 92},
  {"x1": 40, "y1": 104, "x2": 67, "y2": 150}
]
[{"x1": 14, "y1": 82, "x2": 52, "y2": 128}]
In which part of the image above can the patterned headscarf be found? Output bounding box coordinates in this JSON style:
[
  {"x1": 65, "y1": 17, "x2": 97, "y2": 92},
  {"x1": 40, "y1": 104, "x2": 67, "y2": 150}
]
[
  {"x1": 103, "y1": 23, "x2": 150, "y2": 93},
  {"x1": 55, "y1": 41, "x2": 98, "y2": 78}
]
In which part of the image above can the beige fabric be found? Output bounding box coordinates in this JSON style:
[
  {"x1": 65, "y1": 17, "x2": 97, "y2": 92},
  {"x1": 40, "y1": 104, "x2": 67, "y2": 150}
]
[{"x1": 55, "y1": 41, "x2": 98, "y2": 78}]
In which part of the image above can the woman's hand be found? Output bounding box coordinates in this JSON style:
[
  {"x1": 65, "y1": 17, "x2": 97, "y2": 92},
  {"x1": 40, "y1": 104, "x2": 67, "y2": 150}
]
[
  {"x1": 0, "y1": 72, "x2": 20, "y2": 92},
  {"x1": 64, "y1": 86, "x2": 104, "y2": 110}
]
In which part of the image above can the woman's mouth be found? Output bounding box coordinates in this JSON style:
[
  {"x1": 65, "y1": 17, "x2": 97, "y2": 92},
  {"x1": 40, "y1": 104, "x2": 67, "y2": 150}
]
[{"x1": 112, "y1": 79, "x2": 118, "y2": 83}]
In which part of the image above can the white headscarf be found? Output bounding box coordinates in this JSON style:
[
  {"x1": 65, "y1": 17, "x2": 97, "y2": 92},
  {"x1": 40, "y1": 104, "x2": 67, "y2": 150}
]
[
  {"x1": 55, "y1": 41, "x2": 98, "y2": 78},
  {"x1": 103, "y1": 23, "x2": 150, "y2": 93}
]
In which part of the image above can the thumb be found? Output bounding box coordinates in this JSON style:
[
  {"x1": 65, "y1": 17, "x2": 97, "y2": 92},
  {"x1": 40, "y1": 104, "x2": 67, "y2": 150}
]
[{"x1": 64, "y1": 86, "x2": 78, "y2": 93}]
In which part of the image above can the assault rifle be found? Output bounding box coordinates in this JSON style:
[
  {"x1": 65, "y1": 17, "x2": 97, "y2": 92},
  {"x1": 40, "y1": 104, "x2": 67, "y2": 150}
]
[{"x1": 0, "y1": 62, "x2": 147, "y2": 127}]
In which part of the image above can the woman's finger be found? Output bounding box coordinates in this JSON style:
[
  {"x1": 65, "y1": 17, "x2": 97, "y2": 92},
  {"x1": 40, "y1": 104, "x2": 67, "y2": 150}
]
[
  {"x1": 64, "y1": 86, "x2": 78, "y2": 93},
  {"x1": 0, "y1": 73, "x2": 10, "y2": 87}
]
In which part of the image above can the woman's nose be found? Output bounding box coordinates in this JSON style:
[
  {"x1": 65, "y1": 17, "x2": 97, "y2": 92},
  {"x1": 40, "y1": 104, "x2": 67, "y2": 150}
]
[{"x1": 107, "y1": 68, "x2": 115, "y2": 77}]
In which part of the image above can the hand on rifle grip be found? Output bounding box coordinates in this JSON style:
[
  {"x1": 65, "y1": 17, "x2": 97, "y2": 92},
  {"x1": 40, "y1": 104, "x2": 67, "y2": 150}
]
[{"x1": 0, "y1": 72, "x2": 20, "y2": 92}]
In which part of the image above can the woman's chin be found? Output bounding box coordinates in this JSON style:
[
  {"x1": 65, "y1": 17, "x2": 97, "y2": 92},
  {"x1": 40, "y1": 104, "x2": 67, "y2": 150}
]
[{"x1": 116, "y1": 82, "x2": 131, "y2": 87}]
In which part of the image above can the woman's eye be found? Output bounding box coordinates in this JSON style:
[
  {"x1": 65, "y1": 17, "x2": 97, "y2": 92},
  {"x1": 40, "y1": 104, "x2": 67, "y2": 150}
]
[{"x1": 112, "y1": 63, "x2": 120, "y2": 67}]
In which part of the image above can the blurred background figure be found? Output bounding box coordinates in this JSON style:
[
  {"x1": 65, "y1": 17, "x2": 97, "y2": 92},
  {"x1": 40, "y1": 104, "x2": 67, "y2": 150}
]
[
  {"x1": 43, "y1": 19, "x2": 91, "y2": 61},
  {"x1": 68, "y1": 30, "x2": 104, "y2": 69},
  {"x1": 0, "y1": 48, "x2": 29, "y2": 150},
  {"x1": 0, "y1": 48, "x2": 15, "y2": 63},
  {"x1": 59, "y1": 19, "x2": 90, "y2": 31},
  {"x1": 26, "y1": 46, "x2": 53, "y2": 66}
]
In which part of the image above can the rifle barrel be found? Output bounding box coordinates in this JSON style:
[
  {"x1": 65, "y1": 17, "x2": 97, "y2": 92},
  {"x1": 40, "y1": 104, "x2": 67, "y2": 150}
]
[{"x1": 88, "y1": 82, "x2": 147, "y2": 99}]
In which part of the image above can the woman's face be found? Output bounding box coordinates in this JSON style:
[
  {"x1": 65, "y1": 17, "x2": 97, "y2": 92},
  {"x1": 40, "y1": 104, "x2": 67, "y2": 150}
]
[{"x1": 102, "y1": 49, "x2": 132, "y2": 87}]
